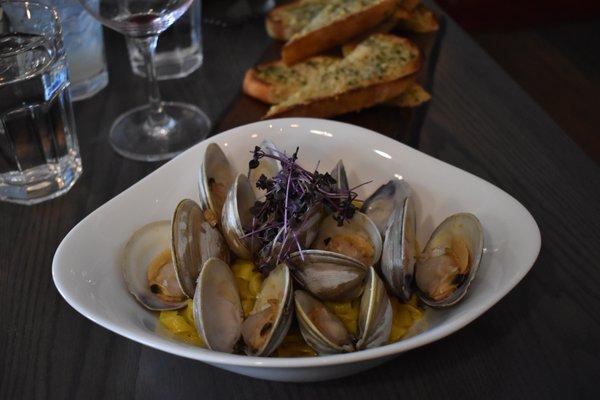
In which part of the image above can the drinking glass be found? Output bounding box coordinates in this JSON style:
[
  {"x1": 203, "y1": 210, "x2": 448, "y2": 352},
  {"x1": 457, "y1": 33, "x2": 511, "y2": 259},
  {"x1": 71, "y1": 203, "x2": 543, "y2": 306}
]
[
  {"x1": 52, "y1": 0, "x2": 108, "y2": 100},
  {"x1": 0, "y1": 1, "x2": 82, "y2": 205},
  {"x1": 77, "y1": 0, "x2": 211, "y2": 161},
  {"x1": 127, "y1": 0, "x2": 202, "y2": 80}
]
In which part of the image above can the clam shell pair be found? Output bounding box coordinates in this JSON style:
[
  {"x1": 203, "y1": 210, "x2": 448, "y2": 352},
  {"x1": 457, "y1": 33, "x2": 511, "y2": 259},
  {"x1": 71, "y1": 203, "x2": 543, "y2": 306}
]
[
  {"x1": 362, "y1": 179, "x2": 484, "y2": 306},
  {"x1": 361, "y1": 179, "x2": 417, "y2": 301},
  {"x1": 415, "y1": 213, "x2": 484, "y2": 307},
  {"x1": 122, "y1": 199, "x2": 228, "y2": 311},
  {"x1": 294, "y1": 267, "x2": 392, "y2": 354},
  {"x1": 202, "y1": 141, "x2": 284, "y2": 261},
  {"x1": 287, "y1": 210, "x2": 382, "y2": 302},
  {"x1": 193, "y1": 259, "x2": 293, "y2": 355}
]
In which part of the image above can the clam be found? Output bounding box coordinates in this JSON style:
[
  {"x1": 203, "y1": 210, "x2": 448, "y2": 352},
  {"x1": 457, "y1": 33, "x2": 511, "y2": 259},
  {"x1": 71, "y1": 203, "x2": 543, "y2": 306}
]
[
  {"x1": 241, "y1": 263, "x2": 294, "y2": 356},
  {"x1": 260, "y1": 204, "x2": 323, "y2": 265},
  {"x1": 295, "y1": 204, "x2": 323, "y2": 249},
  {"x1": 415, "y1": 213, "x2": 483, "y2": 307},
  {"x1": 330, "y1": 159, "x2": 349, "y2": 191},
  {"x1": 294, "y1": 290, "x2": 355, "y2": 354},
  {"x1": 287, "y1": 250, "x2": 367, "y2": 301},
  {"x1": 198, "y1": 143, "x2": 235, "y2": 225},
  {"x1": 221, "y1": 173, "x2": 258, "y2": 259},
  {"x1": 356, "y1": 267, "x2": 393, "y2": 350},
  {"x1": 361, "y1": 179, "x2": 411, "y2": 236},
  {"x1": 122, "y1": 221, "x2": 187, "y2": 310},
  {"x1": 380, "y1": 197, "x2": 417, "y2": 301},
  {"x1": 171, "y1": 199, "x2": 229, "y2": 297},
  {"x1": 312, "y1": 212, "x2": 382, "y2": 267},
  {"x1": 123, "y1": 198, "x2": 230, "y2": 310},
  {"x1": 193, "y1": 258, "x2": 244, "y2": 353},
  {"x1": 248, "y1": 139, "x2": 282, "y2": 198}
]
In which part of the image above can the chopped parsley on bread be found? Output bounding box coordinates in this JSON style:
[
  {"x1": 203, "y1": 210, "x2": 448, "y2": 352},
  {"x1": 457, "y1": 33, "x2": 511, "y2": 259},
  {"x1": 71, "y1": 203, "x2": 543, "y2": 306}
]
[
  {"x1": 244, "y1": 34, "x2": 424, "y2": 118},
  {"x1": 266, "y1": 0, "x2": 437, "y2": 42},
  {"x1": 281, "y1": 0, "x2": 398, "y2": 65},
  {"x1": 244, "y1": 56, "x2": 340, "y2": 104}
]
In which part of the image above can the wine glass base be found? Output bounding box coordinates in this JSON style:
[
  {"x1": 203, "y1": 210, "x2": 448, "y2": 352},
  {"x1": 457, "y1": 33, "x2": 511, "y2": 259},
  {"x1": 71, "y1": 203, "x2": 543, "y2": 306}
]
[{"x1": 109, "y1": 101, "x2": 211, "y2": 162}]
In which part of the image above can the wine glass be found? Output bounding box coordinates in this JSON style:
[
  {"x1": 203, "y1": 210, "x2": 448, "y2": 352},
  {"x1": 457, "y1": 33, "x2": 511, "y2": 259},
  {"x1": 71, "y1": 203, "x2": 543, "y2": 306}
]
[{"x1": 78, "y1": 0, "x2": 211, "y2": 161}]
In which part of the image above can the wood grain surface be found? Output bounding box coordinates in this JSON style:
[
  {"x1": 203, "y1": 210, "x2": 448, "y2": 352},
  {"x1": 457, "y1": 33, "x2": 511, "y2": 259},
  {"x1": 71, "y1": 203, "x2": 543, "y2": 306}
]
[{"x1": 1, "y1": 2, "x2": 599, "y2": 399}]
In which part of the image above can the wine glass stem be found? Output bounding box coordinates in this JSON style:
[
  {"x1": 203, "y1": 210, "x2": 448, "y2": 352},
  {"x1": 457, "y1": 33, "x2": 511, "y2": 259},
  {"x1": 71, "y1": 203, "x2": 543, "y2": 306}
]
[{"x1": 132, "y1": 35, "x2": 167, "y2": 127}]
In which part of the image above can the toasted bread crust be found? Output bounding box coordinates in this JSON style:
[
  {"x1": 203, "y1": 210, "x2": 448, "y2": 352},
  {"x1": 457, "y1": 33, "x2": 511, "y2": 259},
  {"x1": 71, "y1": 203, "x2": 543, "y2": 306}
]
[
  {"x1": 266, "y1": 3, "x2": 297, "y2": 40},
  {"x1": 264, "y1": 74, "x2": 417, "y2": 119},
  {"x1": 398, "y1": 4, "x2": 439, "y2": 33},
  {"x1": 384, "y1": 82, "x2": 431, "y2": 107},
  {"x1": 282, "y1": 0, "x2": 398, "y2": 65},
  {"x1": 341, "y1": 7, "x2": 412, "y2": 57},
  {"x1": 266, "y1": 0, "x2": 327, "y2": 41},
  {"x1": 268, "y1": 35, "x2": 423, "y2": 118},
  {"x1": 243, "y1": 57, "x2": 341, "y2": 104},
  {"x1": 265, "y1": 14, "x2": 288, "y2": 40},
  {"x1": 243, "y1": 61, "x2": 281, "y2": 104}
]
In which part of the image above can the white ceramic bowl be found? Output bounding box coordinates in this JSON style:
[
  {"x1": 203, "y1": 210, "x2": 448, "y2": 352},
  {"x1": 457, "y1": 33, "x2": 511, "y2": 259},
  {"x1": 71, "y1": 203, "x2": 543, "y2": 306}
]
[{"x1": 53, "y1": 118, "x2": 541, "y2": 382}]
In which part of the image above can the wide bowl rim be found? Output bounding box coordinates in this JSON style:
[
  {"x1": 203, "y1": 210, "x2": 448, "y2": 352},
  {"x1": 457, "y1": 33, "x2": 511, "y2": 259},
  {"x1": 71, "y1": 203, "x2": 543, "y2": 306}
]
[{"x1": 52, "y1": 118, "x2": 541, "y2": 369}]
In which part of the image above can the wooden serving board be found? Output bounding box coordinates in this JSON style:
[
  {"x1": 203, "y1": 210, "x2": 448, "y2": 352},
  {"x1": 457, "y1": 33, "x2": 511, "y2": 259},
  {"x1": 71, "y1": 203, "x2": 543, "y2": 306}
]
[{"x1": 215, "y1": 18, "x2": 446, "y2": 148}]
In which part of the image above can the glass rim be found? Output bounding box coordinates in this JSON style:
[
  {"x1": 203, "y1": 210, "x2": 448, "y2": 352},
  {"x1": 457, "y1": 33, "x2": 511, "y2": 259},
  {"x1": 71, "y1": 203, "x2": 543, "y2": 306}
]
[
  {"x1": 1, "y1": 0, "x2": 60, "y2": 17},
  {"x1": 0, "y1": 0, "x2": 64, "y2": 83},
  {"x1": 0, "y1": 0, "x2": 62, "y2": 33}
]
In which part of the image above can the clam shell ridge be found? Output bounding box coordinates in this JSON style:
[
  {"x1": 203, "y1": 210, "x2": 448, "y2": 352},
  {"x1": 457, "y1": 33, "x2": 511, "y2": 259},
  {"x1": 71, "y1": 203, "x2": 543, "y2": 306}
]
[
  {"x1": 380, "y1": 196, "x2": 417, "y2": 301},
  {"x1": 356, "y1": 267, "x2": 393, "y2": 350}
]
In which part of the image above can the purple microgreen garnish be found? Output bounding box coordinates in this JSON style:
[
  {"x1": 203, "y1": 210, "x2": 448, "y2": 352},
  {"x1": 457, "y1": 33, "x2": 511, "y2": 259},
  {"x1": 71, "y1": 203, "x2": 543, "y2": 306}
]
[{"x1": 245, "y1": 146, "x2": 366, "y2": 273}]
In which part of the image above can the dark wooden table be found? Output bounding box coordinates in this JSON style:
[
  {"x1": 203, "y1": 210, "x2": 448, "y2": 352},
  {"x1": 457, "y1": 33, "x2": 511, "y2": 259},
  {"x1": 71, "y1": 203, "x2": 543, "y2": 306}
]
[{"x1": 1, "y1": 2, "x2": 599, "y2": 399}]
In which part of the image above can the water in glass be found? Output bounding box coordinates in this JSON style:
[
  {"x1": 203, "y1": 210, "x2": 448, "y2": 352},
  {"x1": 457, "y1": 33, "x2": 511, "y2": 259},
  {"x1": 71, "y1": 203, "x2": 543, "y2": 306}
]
[{"x1": 0, "y1": 32, "x2": 81, "y2": 204}]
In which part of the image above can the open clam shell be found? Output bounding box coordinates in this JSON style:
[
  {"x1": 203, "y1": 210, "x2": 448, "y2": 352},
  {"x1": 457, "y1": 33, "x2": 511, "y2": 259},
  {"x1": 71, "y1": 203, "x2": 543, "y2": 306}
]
[
  {"x1": 312, "y1": 212, "x2": 383, "y2": 268},
  {"x1": 380, "y1": 197, "x2": 417, "y2": 301},
  {"x1": 361, "y1": 179, "x2": 411, "y2": 236},
  {"x1": 221, "y1": 174, "x2": 258, "y2": 259},
  {"x1": 193, "y1": 258, "x2": 244, "y2": 353},
  {"x1": 198, "y1": 143, "x2": 235, "y2": 220},
  {"x1": 248, "y1": 139, "x2": 282, "y2": 198},
  {"x1": 356, "y1": 267, "x2": 393, "y2": 350},
  {"x1": 415, "y1": 213, "x2": 484, "y2": 307},
  {"x1": 122, "y1": 221, "x2": 187, "y2": 311},
  {"x1": 171, "y1": 199, "x2": 229, "y2": 297},
  {"x1": 294, "y1": 290, "x2": 355, "y2": 355},
  {"x1": 241, "y1": 264, "x2": 294, "y2": 356},
  {"x1": 287, "y1": 250, "x2": 367, "y2": 301}
]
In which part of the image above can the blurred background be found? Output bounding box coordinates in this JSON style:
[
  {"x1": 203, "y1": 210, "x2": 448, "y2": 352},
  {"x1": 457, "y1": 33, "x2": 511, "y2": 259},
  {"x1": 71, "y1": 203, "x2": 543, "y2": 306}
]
[{"x1": 436, "y1": 0, "x2": 599, "y2": 163}]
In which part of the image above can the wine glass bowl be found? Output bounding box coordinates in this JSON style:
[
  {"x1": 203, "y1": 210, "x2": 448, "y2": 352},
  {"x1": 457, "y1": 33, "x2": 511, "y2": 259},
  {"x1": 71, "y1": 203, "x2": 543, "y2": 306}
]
[
  {"x1": 80, "y1": 0, "x2": 193, "y2": 37},
  {"x1": 78, "y1": 0, "x2": 211, "y2": 161}
]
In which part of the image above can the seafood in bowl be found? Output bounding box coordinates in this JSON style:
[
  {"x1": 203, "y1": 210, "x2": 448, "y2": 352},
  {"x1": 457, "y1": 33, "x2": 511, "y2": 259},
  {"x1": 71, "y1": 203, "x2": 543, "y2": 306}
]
[{"x1": 122, "y1": 140, "x2": 484, "y2": 357}]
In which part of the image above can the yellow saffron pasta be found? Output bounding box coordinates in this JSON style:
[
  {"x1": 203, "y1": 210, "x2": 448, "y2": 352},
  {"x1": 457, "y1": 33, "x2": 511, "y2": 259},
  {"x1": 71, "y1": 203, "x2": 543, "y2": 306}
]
[
  {"x1": 231, "y1": 259, "x2": 264, "y2": 317},
  {"x1": 158, "y1": 300, "x2": 204, "y2": 347}
]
